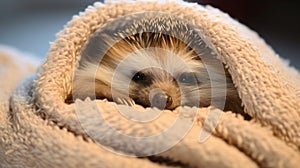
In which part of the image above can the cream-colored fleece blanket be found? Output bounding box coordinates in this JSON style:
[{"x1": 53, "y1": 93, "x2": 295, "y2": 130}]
[{"x1": 1, "y1": 0, "x2": 300, "y2": 167}]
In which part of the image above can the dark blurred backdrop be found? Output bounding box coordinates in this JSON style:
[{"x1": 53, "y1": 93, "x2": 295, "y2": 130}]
[{"x1": 0, "y1": 0, "x2": 299, "y2": 69}]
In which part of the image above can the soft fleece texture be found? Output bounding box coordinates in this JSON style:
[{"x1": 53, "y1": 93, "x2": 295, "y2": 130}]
[{"x1": 1, "y1": 0, "x2": 300, "y2": 167}]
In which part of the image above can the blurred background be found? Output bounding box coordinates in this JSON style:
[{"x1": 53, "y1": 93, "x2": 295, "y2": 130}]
[{"x1": 0, "y1": 0, "x2": 299, "y2": 69}]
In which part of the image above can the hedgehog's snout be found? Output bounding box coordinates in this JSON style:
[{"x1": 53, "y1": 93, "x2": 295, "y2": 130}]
[{"x1": 149, "y1": 89, "x2": 172, "y2": 110}]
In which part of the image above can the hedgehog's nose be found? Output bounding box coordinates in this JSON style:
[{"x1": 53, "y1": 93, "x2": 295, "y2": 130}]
[{"x1": 151, "y1": 92, "x2": 172, "y2": 110}]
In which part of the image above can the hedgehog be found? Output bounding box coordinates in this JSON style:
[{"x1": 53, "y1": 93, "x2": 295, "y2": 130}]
[{"x1": 68, "y1": 14, "x2": 249, "y2": 119}]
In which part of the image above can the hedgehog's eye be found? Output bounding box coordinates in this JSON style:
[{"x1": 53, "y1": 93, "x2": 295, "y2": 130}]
[
  {"x1": 132, "y1": 72, "x2": 147, "y2": 82},
  {"x1": 178, "y1": 72, "x2": 198, "y2": 85},
  {"x1": 132, "y1": 72, "x2": 152, "y2": 85}
]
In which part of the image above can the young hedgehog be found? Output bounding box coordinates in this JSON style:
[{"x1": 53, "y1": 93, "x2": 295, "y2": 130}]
[{"x1": 69, "y1": 16, "x2": 249, "y2": 118}]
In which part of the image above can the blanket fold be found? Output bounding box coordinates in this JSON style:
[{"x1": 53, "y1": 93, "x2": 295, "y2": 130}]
[{"x1": 1, "y1": 0, "x2": 299, "y2": 167}]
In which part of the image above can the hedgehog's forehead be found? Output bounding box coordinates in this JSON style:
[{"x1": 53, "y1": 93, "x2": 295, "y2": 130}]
[{"x1": 117, "y1": 48, "x2": 201, "y2": 76}]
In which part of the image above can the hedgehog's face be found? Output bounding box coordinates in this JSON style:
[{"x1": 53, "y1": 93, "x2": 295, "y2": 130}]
[
  {"x1": 128, "y1": 68, "x2": 212, "y2": 110},
  {"x1": 110, "y1": 48, "x2": 213, "y2": 110}
]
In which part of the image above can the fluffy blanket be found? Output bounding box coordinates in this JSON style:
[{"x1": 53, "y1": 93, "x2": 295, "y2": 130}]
[{"x1": 1, "y1": 0, "x2": 299, "y2": 167}]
